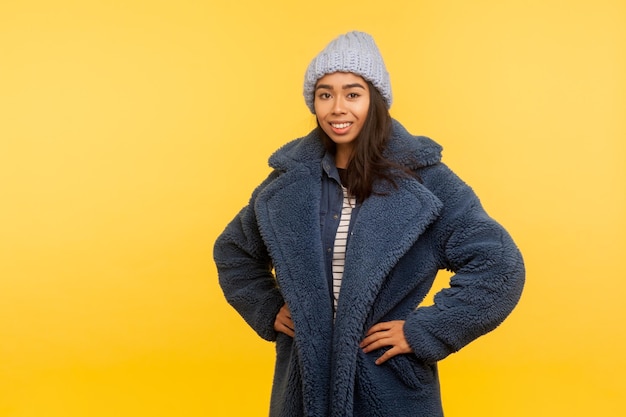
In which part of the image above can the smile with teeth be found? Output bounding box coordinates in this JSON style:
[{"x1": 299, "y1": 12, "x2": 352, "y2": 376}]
[{"x1": 331, "y1": 122, "x2": 352, "y2": 129}]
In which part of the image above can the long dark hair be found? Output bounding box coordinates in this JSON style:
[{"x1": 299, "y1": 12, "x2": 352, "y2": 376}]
[{"x1": 317, "y1": 81, "x2": 415, "y2": 202}]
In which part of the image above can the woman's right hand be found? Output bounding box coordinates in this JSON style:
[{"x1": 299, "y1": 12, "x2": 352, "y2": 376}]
[{"x1": 274, "y1": 304, "x2": 295, "y2": 337}]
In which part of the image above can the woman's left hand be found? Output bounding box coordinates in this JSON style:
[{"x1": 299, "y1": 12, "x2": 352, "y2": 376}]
[{"x1": 360, "y1": 320, "x2": 414, "y2": 365}]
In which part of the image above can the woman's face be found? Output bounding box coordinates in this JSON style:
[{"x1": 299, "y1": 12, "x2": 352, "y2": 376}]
[{"x1": 314, "y1": 72, "x2": 370, "y2": 153}]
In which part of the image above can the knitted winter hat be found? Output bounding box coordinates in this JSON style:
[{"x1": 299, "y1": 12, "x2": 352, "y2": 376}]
[{"x1": 303, "y1": 31, "x2": 392, "y2": 114}]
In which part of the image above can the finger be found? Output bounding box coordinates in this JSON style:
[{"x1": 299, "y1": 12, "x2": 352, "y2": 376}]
[
  {"x1": 365, "y1": 322, "x2": 392, "y2": 336},
  {"x1": 362, "y1": 331, "x2": 409, "y2": 352},
  {"x1": 362, "y1": 324, "x2": 398, "y2": 347},
  {"x1": 274, "y1": 309, "x2": 294, "y2": 336},
  {"x1": 361, "y1": 337, "x2": 393, "y2": 353},
  {"x1": 279, "y1": 305, "x2": 291, "y2": 318},
  {"x1": 278, "y1": 311, "x2": 295, "y2": 336},
  {"x1": 279, "y1": 322, "x2": 295, "y2": 337},
  {"x1": 360, "y1": 331, "x2": 385, "y2": 349},
  {"x1": 375, "y1": 346, "x2": 399, "y2": 365}
]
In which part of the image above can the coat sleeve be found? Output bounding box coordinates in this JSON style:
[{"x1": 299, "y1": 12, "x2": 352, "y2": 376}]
[
  {"x1": 213, "y1": 171, "x2": 285, "y2": 341},
  {"x1": 403, "y1": 163, "x2": 525, "y2": 363}
]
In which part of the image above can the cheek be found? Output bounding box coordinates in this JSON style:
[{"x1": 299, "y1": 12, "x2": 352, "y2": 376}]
[
  {"x1": 360, "y1": 100, "x2": 371, "y2": 118},
  {"x1": 356, "y1": 103, "x2": 370, "y2": 122},
  {"x1": 313, "y1": 101, "x2": 328, "y2": 117}
]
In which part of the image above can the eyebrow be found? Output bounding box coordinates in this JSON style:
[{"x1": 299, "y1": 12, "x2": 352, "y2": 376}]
[{"x1": 315, "y1": 83, "x2": 367, "y2": 91}]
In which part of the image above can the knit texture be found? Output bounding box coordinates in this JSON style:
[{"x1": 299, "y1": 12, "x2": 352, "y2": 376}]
[{"x1": 303, "y1": 31, "x2": 392, "y2": 113}]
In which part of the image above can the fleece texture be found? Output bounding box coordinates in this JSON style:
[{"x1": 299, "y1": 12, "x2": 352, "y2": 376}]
[{"x1": 214, "y1": 120, "x2": 525, "y2": 417}]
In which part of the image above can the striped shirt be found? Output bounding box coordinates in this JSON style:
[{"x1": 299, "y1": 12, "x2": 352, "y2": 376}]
[{"x1": 332, "y1": 186, "x2": 356, "y2": 312}]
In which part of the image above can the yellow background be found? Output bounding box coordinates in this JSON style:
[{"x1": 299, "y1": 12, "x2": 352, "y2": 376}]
[{"x1": 1, "y1": 0, "x2": 624, "y2": 416}]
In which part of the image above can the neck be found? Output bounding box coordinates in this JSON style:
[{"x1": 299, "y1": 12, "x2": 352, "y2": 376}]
[{"x1": 334, "y1": 145, "x2": 352, "y2": 169}]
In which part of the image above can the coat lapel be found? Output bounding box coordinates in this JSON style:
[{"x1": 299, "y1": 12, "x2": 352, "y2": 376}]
[
  {"x1": 330, "y1": 177, "x2": 443, "y2": 415},
  {"x1": 254, "y1": 163, "x2": 334, "y2": 416},
  {"x1": 339, "y1": 177, "x2": 442, "y2": 320}
]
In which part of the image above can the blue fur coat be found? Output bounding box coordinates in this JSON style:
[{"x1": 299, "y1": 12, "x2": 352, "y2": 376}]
[{"x1": 214, "y1": 120, "x2": 525, "y2": 417}]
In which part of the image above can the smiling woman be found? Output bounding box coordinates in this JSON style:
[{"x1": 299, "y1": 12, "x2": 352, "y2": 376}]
[
  {"x1": 2, "y1": 1, "x2": 624, "y2": 416},
  {"x1": 214, "y1": 31, "x2": 525, "y2": 417}
]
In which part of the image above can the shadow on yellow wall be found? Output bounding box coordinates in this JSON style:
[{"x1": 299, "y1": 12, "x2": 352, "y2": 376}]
[{"x1": 0, "y1": 1, "x2": 624, "y2": 416}]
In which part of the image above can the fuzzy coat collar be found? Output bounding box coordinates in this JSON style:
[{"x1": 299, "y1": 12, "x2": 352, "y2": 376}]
[{"x1": 268, "y1": 119, "x2": 443, "y2": 173}]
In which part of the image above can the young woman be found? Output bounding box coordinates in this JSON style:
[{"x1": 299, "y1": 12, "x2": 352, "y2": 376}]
[{"x1": 214, "y1": 31, "x2": 525, "y2": 417}]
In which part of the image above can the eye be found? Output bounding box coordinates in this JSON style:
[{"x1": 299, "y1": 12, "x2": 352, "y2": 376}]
[
  {"x1": 347, "y1": 92, "x2": 360, "y2": 99},
  {"x1": 317, "y1": 92, "x2": 331, "y2": 100}
]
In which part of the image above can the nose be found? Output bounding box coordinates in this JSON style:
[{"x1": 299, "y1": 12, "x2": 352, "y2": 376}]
[{"x1": 331, "y1": 96, "x2": 347, "y2": 114}]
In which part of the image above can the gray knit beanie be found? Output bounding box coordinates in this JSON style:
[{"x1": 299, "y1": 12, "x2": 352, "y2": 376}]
[{"x1": 303, "y1": 31, "x2": 392, "y2": 114}]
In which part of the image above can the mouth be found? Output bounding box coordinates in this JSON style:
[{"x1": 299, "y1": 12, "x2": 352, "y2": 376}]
[
  {"x1": 331, "y1": 122, "x2": 352, "y2": 129},
  {"x1": 329, "y1": 122, "x2": 354, "y2": 135}
]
